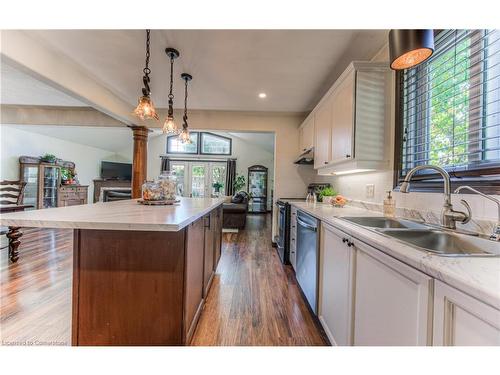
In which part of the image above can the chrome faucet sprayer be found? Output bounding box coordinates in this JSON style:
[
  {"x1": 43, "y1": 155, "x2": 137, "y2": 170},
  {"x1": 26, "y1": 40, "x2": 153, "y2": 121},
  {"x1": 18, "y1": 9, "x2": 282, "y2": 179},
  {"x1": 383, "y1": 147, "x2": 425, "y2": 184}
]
[{"x1": 454, "y1": 185, "x2": 500, "y2": 241}]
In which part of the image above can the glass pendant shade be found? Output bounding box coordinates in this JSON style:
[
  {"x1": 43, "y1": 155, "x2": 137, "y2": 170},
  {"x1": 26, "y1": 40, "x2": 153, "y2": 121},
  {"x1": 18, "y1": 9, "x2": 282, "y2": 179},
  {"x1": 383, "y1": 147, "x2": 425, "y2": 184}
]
[
  {"x1": 133, "y1": 95, "x2": 159, "y2": 121},
  {"x1": 389, "y1": 29, "x2": 434, "y2": 70},
  {"x1": 178, "y1": 127, "x2": 192, "y2": 144},
  {"x1": 162, "y1": 115, "x2": 179, "y2": 134}
]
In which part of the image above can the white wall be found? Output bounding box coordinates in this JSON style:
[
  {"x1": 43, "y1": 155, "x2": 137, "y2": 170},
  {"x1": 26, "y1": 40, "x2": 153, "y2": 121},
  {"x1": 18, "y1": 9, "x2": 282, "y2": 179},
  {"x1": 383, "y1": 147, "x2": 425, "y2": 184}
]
[{"x1": 0, "y1": 124, "x2": 122, "y2": 202}]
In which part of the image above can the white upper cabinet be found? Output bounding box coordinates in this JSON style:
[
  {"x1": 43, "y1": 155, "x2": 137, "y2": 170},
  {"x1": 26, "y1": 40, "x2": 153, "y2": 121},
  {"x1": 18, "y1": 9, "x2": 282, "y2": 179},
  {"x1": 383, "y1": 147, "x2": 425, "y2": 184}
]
[
  {"x1": 433, "y1": 280, "x2": 500, "y2": 346},
  {"x1": 313, "y1": 94, "x2": 333, "y2": 168},
  {"x1": 330, "y1": 69, "x2": 355, "y2": 163},
  {"x1": 299, "y1": 116, "x2": 315, "y2": 153},
  {"x1": 298, "y1": 61, "x2": 391, "y2": 173}
]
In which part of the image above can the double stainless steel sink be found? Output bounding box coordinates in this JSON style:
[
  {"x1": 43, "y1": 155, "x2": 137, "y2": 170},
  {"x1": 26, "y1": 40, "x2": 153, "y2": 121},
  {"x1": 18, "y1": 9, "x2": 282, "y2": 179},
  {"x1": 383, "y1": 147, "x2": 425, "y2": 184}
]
[{"x1": 341, "y1": 216, "x2": 500, "y2": 257}]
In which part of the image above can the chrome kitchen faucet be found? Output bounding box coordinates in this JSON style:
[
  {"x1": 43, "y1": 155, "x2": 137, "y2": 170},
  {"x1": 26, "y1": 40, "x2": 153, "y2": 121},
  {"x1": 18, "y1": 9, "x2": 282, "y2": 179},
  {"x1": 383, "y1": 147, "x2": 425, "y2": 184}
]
[{"x1": 400, "y1": 165, "x2": 471, "y2": 230}]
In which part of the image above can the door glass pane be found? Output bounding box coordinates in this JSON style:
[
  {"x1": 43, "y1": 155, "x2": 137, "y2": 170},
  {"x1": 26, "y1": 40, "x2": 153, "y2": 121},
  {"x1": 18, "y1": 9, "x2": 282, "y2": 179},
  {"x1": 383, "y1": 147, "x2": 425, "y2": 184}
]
[
  {"x1": 211, "y1": 164, "x2": 226, "y2": 196},
  {"x1": 191, "y1": 165, "x2": 206, "y2": 197},
  {"x1": 43, "y1": 166, "x2": 59, "y2": 208},
  {"x1": 22, "y1": 165, "x2": 39, "y2": 209},
  {"x1": 171, "y1": 164, "x2": 185, "y2": 196}
]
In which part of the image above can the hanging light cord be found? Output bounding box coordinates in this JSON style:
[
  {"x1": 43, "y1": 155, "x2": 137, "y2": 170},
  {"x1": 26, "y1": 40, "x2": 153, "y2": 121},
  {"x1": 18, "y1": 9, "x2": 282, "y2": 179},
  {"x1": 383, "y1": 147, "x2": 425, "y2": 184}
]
[
  {"x1": 183, "y1": 78, "x2": 188, "y2": 128},
  {"x1": 167, "y1": 54, "x2": 175, "y2": 117},
  {"x1": 142, "y1": 29, "x2": 151, "y2": 96}
]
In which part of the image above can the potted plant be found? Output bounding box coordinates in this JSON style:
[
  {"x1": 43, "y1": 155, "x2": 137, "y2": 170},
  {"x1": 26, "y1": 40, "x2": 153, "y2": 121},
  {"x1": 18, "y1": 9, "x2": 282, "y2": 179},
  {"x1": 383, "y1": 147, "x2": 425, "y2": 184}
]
[
  {"x1": 318, "y1": 186, "x2": 338, "y2": 204},
  {"x1": 233, "y1": 174, "x2": 246, "y2": 193},
  {"x1": 61, "y1": 167, "x2": 76, "y2": 185},
  {"x1": 40, "y1": 153, "x2": 57, "y2": 164},
  {"x1": 213, "y1": 181, "x2": 223, "y2": 194}
]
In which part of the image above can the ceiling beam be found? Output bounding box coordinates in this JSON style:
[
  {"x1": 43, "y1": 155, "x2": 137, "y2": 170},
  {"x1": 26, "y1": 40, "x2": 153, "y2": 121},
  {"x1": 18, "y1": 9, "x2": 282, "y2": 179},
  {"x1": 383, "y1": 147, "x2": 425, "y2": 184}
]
[
  {"x1": 1, "y1": 30, "x2": 135, "y2": 126},
  {"x1": 1, "y1": 105, "x2": 125, "y2": 127}
]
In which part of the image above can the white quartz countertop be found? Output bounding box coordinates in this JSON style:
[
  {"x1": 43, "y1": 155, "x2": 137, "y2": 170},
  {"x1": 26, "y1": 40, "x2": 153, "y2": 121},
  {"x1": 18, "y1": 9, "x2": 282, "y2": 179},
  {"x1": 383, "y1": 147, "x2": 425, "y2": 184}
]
[
  {"x1": 0, "y1": 197, "x2": 225, "y2": 232},
  {"x1": 290, "y1": 201, "x2": 500, "y2": 310}
]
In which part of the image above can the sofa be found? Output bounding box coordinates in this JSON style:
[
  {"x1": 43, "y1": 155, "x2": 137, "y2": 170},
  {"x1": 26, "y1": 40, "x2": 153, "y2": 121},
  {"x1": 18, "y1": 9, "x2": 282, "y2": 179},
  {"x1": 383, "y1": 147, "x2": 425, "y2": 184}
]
[{"x1": 222, "y1": 191, "x2": 249, "y2": 229}]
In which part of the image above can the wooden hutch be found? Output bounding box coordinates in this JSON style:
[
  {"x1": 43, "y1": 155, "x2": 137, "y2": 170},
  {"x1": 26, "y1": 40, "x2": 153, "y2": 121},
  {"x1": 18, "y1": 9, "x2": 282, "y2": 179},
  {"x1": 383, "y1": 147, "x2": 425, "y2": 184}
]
[{"x1": 19, "y1": 156, "x2": 88, "y2": 209}]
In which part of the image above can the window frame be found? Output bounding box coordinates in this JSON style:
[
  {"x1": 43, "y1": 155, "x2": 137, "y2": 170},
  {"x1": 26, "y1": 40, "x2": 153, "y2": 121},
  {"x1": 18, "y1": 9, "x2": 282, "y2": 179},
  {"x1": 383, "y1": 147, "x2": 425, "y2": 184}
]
[
  {"x1": 199, "y1": 132, "x2": 232, "y2": 156},
  {"x1": 166, "y1": 131, "x2": 233, "y2": 156},
  {"x1": 394, "y1": 30, "x2": 500, "y2": 195},
  {"x1": 166, "y1": 131, "x2": 200, "y2": 155}
]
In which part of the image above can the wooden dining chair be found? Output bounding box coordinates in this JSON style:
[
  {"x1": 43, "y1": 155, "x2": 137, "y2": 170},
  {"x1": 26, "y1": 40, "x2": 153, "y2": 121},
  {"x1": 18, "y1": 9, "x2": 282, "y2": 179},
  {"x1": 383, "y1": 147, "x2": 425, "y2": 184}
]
[
  {"x1": 0, "y1": 180, "x2": 27, "y2": 206},
  {"x1": 1, "y1": 180, "x2": 28, "y2": 261}
]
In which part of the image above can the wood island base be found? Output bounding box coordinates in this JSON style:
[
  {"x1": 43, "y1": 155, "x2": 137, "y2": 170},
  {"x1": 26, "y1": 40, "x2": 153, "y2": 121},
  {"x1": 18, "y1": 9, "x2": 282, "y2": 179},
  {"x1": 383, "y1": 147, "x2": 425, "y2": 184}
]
[{"x1": 71, "y1": 205, "x2": 222, "y2": 346}]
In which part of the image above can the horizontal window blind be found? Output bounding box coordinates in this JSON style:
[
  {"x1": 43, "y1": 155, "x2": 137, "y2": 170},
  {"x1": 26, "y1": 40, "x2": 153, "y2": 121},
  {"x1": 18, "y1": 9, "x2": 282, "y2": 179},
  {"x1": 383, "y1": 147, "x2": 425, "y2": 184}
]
[{"x1": 400, "y1": 29, "x2": 500, "y2": 179}]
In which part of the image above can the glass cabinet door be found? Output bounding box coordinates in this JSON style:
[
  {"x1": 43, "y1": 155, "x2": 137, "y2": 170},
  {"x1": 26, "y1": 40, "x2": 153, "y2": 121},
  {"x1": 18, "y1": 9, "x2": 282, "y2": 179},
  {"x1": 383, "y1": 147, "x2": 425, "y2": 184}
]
[
  {"x1": 42, "y1": 166, "x2": 59, "y2": 208},
  {"x1": 22, "y1": 165, "x2": 39, "y2": 209}
]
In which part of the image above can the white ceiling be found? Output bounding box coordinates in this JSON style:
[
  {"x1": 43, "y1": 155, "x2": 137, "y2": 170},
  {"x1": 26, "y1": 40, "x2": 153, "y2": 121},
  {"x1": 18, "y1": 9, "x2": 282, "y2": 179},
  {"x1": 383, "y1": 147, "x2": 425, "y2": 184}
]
[
  {"x1": 0, "y1": 62, "x2": 87, "y2": 107},
  {"x1": 19, "y1": 29, "x2": 389, "y2": 112}
]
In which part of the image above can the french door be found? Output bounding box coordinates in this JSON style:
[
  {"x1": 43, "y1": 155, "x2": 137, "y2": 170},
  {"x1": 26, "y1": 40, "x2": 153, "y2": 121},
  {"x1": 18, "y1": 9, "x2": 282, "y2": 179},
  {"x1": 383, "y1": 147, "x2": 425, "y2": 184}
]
[{"x1": 170, "y1": 161, "x2": 226, "y2": 198}]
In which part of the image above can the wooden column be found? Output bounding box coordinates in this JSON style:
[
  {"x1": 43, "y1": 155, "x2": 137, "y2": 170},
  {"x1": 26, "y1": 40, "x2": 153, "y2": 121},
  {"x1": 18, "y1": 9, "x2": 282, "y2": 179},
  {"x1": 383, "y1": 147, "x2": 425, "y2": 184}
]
[{"x1": 129, "y1": 125, "x2": 149, "y2": 199}]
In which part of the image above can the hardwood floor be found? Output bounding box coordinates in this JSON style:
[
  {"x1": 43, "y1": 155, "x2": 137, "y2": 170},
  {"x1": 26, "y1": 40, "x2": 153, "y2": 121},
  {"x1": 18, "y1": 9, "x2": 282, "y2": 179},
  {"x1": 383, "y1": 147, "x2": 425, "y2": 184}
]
[
  {"x1": 0, "y1": 214, "x2": 326, "y2": 346},
  {"x1": 0, "y1": 228, "x2": 72, "y2": 345},
  {"x1": 191, "y1": 214, "x2": 327, "y2": 345}
]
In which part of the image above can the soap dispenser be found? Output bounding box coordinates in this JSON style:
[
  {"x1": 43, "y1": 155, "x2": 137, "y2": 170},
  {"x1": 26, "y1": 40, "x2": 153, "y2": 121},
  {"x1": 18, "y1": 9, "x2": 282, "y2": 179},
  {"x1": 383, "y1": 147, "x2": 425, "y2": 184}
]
[{"x1": 383, "y1": 191, "x2": 396, "y2": 218}]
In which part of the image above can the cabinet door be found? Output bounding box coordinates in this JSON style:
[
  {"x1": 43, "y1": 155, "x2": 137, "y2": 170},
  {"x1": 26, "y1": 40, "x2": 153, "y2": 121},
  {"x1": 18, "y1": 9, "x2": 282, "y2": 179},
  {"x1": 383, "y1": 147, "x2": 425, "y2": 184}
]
[
  {"x1": 203, "y1": 212, "x2": 215, "y2": 297},
  {"x1": 214, "y1": 206, "x2": 222, "y2": 267},
  {"x1": 319, "y1": 223, "x2": 355, "y2": 346},
  {"x1": 299, "y1": 117, "x2": 315, "y2": 152},
  {"x1": 21, "y1": 164, "x2": 39, "y2": 208},
  {"x1": 354, "y1": 241, "x2": 432, "y2": 346},
  {"x1": 184, "y1": 217, "x2": 205, "y2": 343},
  {"x1": 314, "y1": 95, "x2": 333, "y2": 168},
  {"x1": 331, "y1": 69, "x2": 355, "y2": 163},
  {"x1": 433, "y1": 280, "x2": 500, "y2": 346}
]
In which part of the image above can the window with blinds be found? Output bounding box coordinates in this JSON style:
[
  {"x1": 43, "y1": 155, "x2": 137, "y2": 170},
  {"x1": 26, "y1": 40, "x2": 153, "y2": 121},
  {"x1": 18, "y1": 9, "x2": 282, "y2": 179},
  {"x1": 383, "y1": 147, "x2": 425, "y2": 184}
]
[{"x1": 398, "y1": 29, "x2": 500, "y2": 187}]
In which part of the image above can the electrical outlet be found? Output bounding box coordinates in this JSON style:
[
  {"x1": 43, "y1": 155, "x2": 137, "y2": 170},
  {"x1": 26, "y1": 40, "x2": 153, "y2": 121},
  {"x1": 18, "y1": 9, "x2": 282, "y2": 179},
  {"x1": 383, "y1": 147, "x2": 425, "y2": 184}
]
[{"x1": 366, "y1": 184, "x2": 375, "y2": 199}]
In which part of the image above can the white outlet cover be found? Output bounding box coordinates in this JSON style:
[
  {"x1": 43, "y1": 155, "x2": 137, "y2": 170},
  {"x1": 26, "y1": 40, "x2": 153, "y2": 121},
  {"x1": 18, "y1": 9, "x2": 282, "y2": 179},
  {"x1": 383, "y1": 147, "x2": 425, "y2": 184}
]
[{"x1": 366, "y1": 184, "x2": 375, "y2": 199}]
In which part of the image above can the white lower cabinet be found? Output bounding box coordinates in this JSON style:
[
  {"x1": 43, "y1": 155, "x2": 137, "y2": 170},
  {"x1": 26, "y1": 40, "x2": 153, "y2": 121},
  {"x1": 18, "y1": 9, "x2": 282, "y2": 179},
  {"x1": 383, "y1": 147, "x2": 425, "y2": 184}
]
[
  {"x1": 319, "y1": 222, "x2": 355, "y2": 345},
  {"x1": 317, "y1": 220, "x2": 498, "y2": 346},
  {"x1": 433, "y1": 280, "x2": 500, "y2": 346},
  {"x1": 353, "y1": 241, "x2": 433, "y2": 345}
]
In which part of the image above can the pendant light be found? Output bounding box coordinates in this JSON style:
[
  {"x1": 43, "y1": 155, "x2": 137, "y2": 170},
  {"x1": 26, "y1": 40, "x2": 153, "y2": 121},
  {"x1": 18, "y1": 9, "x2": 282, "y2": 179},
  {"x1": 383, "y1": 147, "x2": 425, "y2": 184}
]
[
  {"x1": 389, "y1": 29, "x2": 434, "y2": 70},
  {"x1": 162, "y1": 47, "x2": 180, "y2": 134},
  {"x1": 178, "y1": 73, "x2": 193, "y2": 144},
  {"x1": 133, "y1": 29, "x2": 159, "y2": 121}
]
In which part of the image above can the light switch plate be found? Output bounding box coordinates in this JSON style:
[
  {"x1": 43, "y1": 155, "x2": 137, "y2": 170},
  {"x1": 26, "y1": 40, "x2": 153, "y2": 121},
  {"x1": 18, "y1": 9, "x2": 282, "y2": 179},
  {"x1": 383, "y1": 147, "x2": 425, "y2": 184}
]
[{"x1": 366, "y1": 184, "x2": 375, "y2": 199}]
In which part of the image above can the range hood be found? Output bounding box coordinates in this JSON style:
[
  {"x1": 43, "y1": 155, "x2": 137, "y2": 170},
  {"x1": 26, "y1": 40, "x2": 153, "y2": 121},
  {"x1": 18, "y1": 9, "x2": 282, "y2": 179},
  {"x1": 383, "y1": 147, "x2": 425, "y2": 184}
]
[{"x1": 294, "y1": 148, "x2": 314, "y2": 165}]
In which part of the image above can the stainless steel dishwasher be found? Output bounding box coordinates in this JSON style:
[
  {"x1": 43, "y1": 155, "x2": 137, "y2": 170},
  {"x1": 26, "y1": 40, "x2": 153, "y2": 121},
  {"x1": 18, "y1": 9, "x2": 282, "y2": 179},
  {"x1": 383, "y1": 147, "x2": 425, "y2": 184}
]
[{"x1": 295, "y1": 210, "x2": 319, "y2": 314}]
